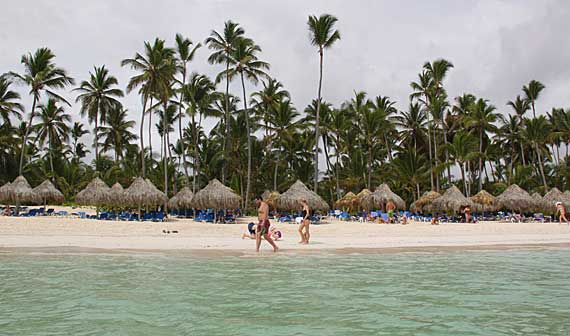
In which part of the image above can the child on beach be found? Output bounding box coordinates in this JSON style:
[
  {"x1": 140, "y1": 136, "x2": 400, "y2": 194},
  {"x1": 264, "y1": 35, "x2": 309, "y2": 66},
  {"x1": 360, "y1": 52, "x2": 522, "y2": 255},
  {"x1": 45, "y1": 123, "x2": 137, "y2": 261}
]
[{"x1": 556, "y1": 202, "x2": 569, "y2": 224}]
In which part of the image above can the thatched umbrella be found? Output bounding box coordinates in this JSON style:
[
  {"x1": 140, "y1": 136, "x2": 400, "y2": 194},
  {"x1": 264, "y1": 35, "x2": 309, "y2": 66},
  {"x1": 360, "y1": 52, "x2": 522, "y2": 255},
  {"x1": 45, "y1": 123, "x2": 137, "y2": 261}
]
[
  {"x1": 431, "y1": 186, "x2": 472, "y2": 213},
  {"x1": 11, "y1": 176, "x2": 40, "y2": 214},
  {"x1": 531, "y1": 192, "x2": 545, "y2": 212},
  {"x1": 412, "y1": 191, "x2": 441, "y2": 212},
  {"x1": 496, "y1": 184, "x2": 535, "y2": 212},
  {"x1": 356, "y1": 189, "x2": 374, "y2": 211},
  {"x1": 334, "y1": 192, "x2": 359, "y2": 212},
  {"x1": 372, "y1": 184, "x2": 406, "y2": 210},
  {"x1": 261, "y1": 190, "x2": 272, "y2": 202},
  {"x1": 108, "y1": 183, "x2": 126, "y2": 206},
  {"x1": 265, "y1": 191, "x2": 280, "y2": 210},
  {"x1": 469, "y1": 190, "x2": 498, "y2": 213},
  {"x1": 75, "y1": 177, "x2": 110, "y2": 212},
  {"x1": 542, "y1": 187, "x2": 570, "y2": 212},
  {"x1": 277, "y1": 180, "x2": 329, "y2": 211},
  {"x1": 168, "y1": 186, "x2": 194, "y2": 209},
  {"x1": 33, "y1": 180, "x2": 64, "y2": 209},
  {"x1": 192, "y1": 178, "x2": 241, "y2": 210},
  {"x1": 125, "y1": 177, "x2": 167, "y2": 220},
  {"x1": 0, "y1": 182, "x2": 12, "y2": 204}
]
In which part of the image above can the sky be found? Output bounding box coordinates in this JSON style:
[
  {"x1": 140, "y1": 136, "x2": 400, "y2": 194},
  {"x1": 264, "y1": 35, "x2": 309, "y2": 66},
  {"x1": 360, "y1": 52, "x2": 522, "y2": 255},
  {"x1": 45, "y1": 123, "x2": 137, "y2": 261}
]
[{"x1": 1, "y1": 0, "x2": 569, "y2": 158}]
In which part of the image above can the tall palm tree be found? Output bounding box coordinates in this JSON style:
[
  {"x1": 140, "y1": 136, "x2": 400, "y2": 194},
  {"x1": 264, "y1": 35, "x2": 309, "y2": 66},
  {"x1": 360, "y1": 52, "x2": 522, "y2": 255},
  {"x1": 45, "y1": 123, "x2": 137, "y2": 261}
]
[
  {"x1": 98, "y1": 107, "x2": 137, "y2": 163},
  {"x1": 219, "y1": 37, "x2": 269, "y2": 210},
  {"x1": 8, "y1": 48, "x2": 74, "y2": 174},
  {"x1": 206, "y1": 21, "x2": 245, "y2": 184},
  {"x1": 523, "y1": 116, "x2": 551, "y2": 189},
  {"x1": 522, "y1": 80, "x2": 545, "y2": 118},
  {"x1": 394, "y1": 102, "x2": 427, "y2": 152},
  {"x1": 174, "y1": 34, "x2": 201, "y2": 185},
  {"x1": 307, "y1": 13, "x2": 341, "y2": 191},
  {"x1": 70, "y1": 122, "x2": 89, "y2": 162},
  {"x1": 507, "y1": 95, "x2": 531, "y2": 166},
  {"x1": 497, "y1": 114, "x2": 521, "y2": 182},
  {"x1": 324, "y1": 107, "x2": 351, "y2": 199},
  {"x1": 35, "y1": 99, "x2": 71, "y2": 175},
  {"x1": 74, "y1": 65, "x2": 123, "y2": 169},
  {"x1": 122, "y1": 38, "x2": 175, "y2": 178},
  {"x1": 465, "y1": 98, "x2": 498, "y2": 191},
  {"x1": 447, "y1": 131, "x2": 477, "y2": 194},
  {"x1": 410, "y1": 71, "x2": 434, "y2": 190},
  {"x1": 0, "y1": 75, "x2": 24, "y2": 126}
]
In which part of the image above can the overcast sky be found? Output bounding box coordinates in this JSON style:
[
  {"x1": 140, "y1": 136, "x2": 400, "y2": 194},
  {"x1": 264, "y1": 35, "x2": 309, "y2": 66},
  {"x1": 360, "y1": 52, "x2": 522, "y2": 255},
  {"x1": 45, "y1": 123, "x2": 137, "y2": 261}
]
[{"x1": 1, "y1": 0, "x2": 569, "y2": 154}]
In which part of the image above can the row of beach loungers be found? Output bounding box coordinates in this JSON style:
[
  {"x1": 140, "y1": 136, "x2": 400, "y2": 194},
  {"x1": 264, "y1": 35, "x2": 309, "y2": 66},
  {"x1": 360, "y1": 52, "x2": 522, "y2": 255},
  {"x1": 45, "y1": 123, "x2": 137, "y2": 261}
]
[{"x1": 327, "y1": 210, "x2": 554, "y2": 223}]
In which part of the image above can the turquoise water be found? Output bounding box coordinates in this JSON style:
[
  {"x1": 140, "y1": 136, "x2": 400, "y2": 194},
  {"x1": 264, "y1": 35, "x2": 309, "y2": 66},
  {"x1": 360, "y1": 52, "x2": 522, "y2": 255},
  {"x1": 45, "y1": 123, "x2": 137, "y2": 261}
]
[{"x1": 1, "y1": 249, "x2": 569, "y2": 335}]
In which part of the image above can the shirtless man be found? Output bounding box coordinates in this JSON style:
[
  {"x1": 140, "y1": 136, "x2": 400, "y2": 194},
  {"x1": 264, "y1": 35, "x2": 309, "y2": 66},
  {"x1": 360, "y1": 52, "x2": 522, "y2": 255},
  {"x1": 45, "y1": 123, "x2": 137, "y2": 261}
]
[
  {"x1": 556, "y1": 202, "x2": 569, "y2": 225},
  {"x1": 254, "y1": 195, "x2": 279, "y2": 252}
]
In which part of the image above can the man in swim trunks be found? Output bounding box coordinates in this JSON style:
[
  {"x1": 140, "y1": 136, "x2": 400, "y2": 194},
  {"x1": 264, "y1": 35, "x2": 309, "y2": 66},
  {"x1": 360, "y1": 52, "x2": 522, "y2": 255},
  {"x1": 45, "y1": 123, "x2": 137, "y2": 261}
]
[
  {"x1": 556, "y1": 202, "x2": 569, "y2": 225},
  {"x1": 386, "y1": 201, "x2": 396, "y2": 223},
  {"x1": 254, "y1": 195, "x2": 278, "y2": 252}
]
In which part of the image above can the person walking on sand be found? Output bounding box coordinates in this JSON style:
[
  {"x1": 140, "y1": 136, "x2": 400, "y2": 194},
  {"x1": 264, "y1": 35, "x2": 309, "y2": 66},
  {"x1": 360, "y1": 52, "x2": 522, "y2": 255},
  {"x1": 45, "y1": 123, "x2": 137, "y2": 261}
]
[
  {"x1": 254, "y1": 196, "x2": 278, "y2": 252},
  {"x1": 386, "y1": 201, "x2": 396, "y2": 223},
  {"x1": 298, "y1": 199, "x2": 311, "y2": 244},
  {"x1": 556, "y1": 202, "x2": 569, "y2": 225}
]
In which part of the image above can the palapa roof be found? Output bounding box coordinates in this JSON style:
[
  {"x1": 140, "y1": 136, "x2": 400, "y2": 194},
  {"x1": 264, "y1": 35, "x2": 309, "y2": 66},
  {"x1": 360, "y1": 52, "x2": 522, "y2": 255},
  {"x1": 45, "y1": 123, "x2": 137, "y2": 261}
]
[
  {"x1": 495, "y1": 184, "x2": 535, "y2": 211},
  {"x1": 168, "y1": 186, "x2": 194, "y2": 209},
  {"x1": 431, "y1": 186, "x2": 472, "y2": 213},
  {"x1": 542, "y1": 187, "x2": 570, "y2": 210},
  {"x1": 124, "y1": 177, "x2": 167, "y2": 207},
  {"x1": 469, "y1": 190, "x2": 498, "y2": 212},
  {"x1": 531, "y1": 192, "x2": 546, "y2": 212},
  {"x1": 372, "y1": 184, "x2": 405, "y2": 209},
  {"x1": 264, "y1": 191, "x2": 280, "y2": 209},
  {"x1": 277, "y1": 180, "x2": 329, "y2": 211},
  {"x1": 192, "y1": 179, "x2": 241, "y2": 209},
  {"x1": 108, "y1": 182, "x2": 125, "y2": 205},
  {"x1": 10, "y1": 175, "x2": 39, "y2": 204},
  {"x1": 33, "y1": 180, "x2": 64, "y2": 204},
  {"x1": 334, "y1": 191, "x2": 359, "y2": 209},
  {"x1": 0, "y1": 182, "x2": 12, "y2": 203},
  {"x1": 75, "y1": 177, "x2": 110, "y2": 206},
  {"x1": 356, "y1": 189, "x2": 374, "y2": 210},
  {"x1": 412, "y1": 191, "x2": 441, "y2": 212}
]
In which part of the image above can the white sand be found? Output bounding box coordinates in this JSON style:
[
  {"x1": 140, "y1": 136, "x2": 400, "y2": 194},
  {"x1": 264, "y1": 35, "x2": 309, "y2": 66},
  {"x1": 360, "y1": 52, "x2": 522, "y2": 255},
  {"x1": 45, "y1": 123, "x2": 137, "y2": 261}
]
[{"x1": 1, "y1": 206, "x2": 570, "y2": 253}]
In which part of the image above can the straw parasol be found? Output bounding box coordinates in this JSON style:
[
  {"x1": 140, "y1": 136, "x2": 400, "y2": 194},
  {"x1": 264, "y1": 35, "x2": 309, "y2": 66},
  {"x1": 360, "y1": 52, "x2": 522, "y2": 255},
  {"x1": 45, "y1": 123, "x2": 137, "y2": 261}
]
[
  {"x1": 469, "y1": 190, "x2": 498, "y2": 213},
  {"x1": 108, "y1": 182, "x2": 126, "y2": 206},
  {"x1": 168, "y1": 186, "x2": 194, "y2": 209},
  {"x1": 496, "y1": 184, "x2": 535, "y2": 212},
  {"x1": 33, "y1": 180, "x2": 64, "y2": 208},
  {"x1": 75, "y1": 177, "x2": 110, "y2": 208},
  {"x1": 372, "y1": 184, "x2": 406, "y2": 210},
  {"x1": 431, "y1": 186, "x2": 472, "y2": 213},
  {"x1": 261, "y1": 190, "x2": 272, "y2": 201},
  {"x1": 412, "y1": 191, "x2": 441, "y2": 212},
  {"x1": 356, "y1": 189, "x2": 374, "y2": 211},
  {"x1": 264, "y1": 191, "x2": 280, "y2": 210},
  {"x1": 125, "y1": 177, "x2": 167, "y2": 207},
  {"x1": 531, "y1": 192, "x2": 545, "y2": 212},
  {"x1": 0, "y1": 182, "x2": 12, "y2": 204},
  {"x1": 277, "y1": 180, "x2": 329, "y2": 211},
  {"x1": 334, "y1": 192, "x2": 359, "y2": 211},
  {"x1": 9, "y1": 176, "x2": 40, "y2": 214},
  {"x1": 542, "y1": 187, "x2": 570, "y2": 212},
  {"x1": 192, "y1": 179, "x2": 241, "y2": 210}
]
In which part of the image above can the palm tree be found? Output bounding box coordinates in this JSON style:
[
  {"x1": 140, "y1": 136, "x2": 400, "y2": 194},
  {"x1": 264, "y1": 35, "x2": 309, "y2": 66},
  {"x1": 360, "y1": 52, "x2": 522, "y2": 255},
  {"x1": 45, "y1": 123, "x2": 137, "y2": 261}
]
[
  {"x1": 8, "y1": 48, "x2": 74, "y2": 174},
  {"x1": 0, "y1": 75, "x2": 24, "y2": 126},
  {"x1": 122, "y1": 38, "x2": 175, "y2": 178},
  {"x1": 324, "y1": 107, "x2": 351, "y2": 199},
  {"x1": 35, "y1": 99, "x2": 71, "y2": 175},
  {"x1": 447, "y1": 131, "x2": 478, "y2": 194},
  {"x1": 523, "y1": 116, "x2": 551, "y2": 189},
  {"x1": 410, "y1": 71, "x2": 434, "y2": 190},
  {"x1": 174, "y1": 34, "x2": 201, "y2": 185},
  {"x1": 497, "y1": 114, "x2": 521, "y2": 182},
  {"x1": 307, "y1": 13, "x2": 341, "y2": 191},
  {"x1": 394, "y1": 102, "x2": 427, "y2": 152},
  {"x1": 70, "y1": 122, "x2": 89, "y2": 162},
  {"x1": 507, "y1": 95, "x2": 531, "y2": 166},
  {"x1": 98, "y1": 107, "x2": 137, "y2": 163},
  {"x1": 74, "y1": 65, "x2": 123, "y2": 169},
  {"x1": 206, "y1": 21, "x2": 245, "y2": 184},
  {"x1": 465, "y1": 98, "x2": 498, "y2": 191},
  {"x1": 522, "y1": 80, "x2": 545, "y2": 118},
  {"x1": 219, "y1": 37, "x2": 269, "y2": 210}
]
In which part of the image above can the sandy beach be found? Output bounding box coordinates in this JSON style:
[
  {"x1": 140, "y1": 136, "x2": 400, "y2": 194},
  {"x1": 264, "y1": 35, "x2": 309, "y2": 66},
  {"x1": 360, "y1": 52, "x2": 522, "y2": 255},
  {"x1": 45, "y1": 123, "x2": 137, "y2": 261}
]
[{"x1": 1, "y1": 206, "x2": 570, "y2": 253}]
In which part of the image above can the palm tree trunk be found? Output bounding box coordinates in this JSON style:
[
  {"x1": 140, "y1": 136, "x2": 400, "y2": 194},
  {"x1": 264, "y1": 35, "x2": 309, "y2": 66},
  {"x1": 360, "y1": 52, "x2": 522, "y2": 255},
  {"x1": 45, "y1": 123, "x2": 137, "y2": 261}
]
[
  {"x1": 192, "y1": 117, "x2": 197, "y2": 194},
  {"x1": 335, "y1": 136, "x2": 341, "y2": 200},
  {"x1": 19, "y1": 95, "x2": 38, "y2": 175},
  {"x1": 178, "y1": 66, "x2": 189, "y2": 186},
  {"x1": 322, "y1": 135, "x2": 332, "y2": 176},
  {"x1": 140, "y1": 96, "x2": 147, "y2": 178},
  {"x1": 273, "y1": 157, "x2": 279, "y2": 192},
  {"x1": 433, "y1": 122, "x2": 439, "y2": 191},
  {"x1": 443, "y1": 126, "x2": 451, "y2": 183},
  {"x1": 313, "y1": 48, "x2": 324, "y2": 192},
  {"x1": 240, "y1": 72, "x2": 252, "y2": 212},
  {"x1": 536, "y1": 144, "x2": 548, "y2": 189},
  {"x1": 222, "y1": 59, "x2": 230, "y2": 185},
  {"x1": 460, "y1": 162, "x2": 467, "y2": 195},
  {"x1": 163, "y1": 100, "x2": 168, "y2": 214},
  {"x1": 148, "y1": 97, "x2": 153, "y2": 157},
  {"x1": 94, "y1": 116, "x2": 99, "y2": 171},
  {"x1": 49, "y1": 134, "x2": 54, "y2": 175},
  {"x1": 520, "y1": 143, "x2": 526, "y2": 167},
  {"x1": 384, "y1": 134, "x2": 393, "y2": 162},
  {"x1": 427, "y1": 121, "x2": 434, "y2": 190},
  {"x1": 367, "y1": 141, "x2": 372, "y2": 190},
  {"x1": 478, "y1": 129, "x2": 483, "y2": 192}
]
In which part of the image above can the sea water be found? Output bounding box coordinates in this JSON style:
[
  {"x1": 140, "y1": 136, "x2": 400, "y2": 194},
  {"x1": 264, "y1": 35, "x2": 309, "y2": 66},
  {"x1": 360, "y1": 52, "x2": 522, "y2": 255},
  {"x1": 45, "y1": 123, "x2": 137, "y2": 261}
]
[{"x1": 1, "y1": 249, "x2": 569, "y2": 335}]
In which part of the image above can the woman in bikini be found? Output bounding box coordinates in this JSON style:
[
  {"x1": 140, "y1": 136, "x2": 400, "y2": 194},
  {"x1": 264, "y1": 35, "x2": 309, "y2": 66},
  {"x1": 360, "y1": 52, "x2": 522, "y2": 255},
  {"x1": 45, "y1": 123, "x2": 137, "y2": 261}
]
[{"x1": 298, "y1": 199, "x2": 311, "y2": 244}]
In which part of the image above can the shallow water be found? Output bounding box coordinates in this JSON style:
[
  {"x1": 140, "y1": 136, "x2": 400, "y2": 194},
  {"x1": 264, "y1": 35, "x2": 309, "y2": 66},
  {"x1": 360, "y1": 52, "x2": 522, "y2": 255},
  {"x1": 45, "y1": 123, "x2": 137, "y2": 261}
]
[{"x1": 1, "y1": 249, "x2": 569, "y2": 335}]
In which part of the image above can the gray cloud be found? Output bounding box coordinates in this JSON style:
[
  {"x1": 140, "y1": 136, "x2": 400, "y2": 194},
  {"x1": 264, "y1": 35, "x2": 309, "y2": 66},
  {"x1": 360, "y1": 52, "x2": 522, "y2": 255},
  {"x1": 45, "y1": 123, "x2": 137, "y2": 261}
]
[{"x1": 1, "y1": 0, "x2": 568, "y2": 155}]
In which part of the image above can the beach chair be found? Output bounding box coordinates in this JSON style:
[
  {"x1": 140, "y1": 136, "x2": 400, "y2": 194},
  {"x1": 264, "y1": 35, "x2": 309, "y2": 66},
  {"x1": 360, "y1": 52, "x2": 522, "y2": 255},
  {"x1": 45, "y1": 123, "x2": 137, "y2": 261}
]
[
  {"x1": 99, "y1": 212, "x2": 108, "y2": 220},
  {"x1": 340, "y1": 211, "x2": 349, "y2": 221},
  {"x1": 380, "y1": 213, "x2": 389, "y2": 222},
  {"x1": 107, "y1": 212, "x2": 117, "y2": 220},
  {"x1": 46, "y1": 208, "x2": 55, "y2": 216},
  {"x1": 152, "y1": 213, "x2": 165, "y2": 222}
]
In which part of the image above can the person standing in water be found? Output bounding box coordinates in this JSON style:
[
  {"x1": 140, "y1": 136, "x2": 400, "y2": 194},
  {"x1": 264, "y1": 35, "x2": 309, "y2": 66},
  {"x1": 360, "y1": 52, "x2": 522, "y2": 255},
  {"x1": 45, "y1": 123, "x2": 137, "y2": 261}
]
[
  {"x1": 298, "y1": 199, "x2": 311, "y2": 244},
  {"x1": 556, "y1": 202, "x2": 569, "y2": 224},
  {"x1": 254, "y1": 196, "x2": 278, "y2": 252}
]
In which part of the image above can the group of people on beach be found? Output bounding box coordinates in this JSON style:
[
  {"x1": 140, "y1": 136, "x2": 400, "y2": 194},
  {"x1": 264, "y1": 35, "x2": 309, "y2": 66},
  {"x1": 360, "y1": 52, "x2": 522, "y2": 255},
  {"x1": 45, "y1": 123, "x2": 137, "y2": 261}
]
[{"x1": 242, "y1": 196, "x2": 312, "y2": 252}]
